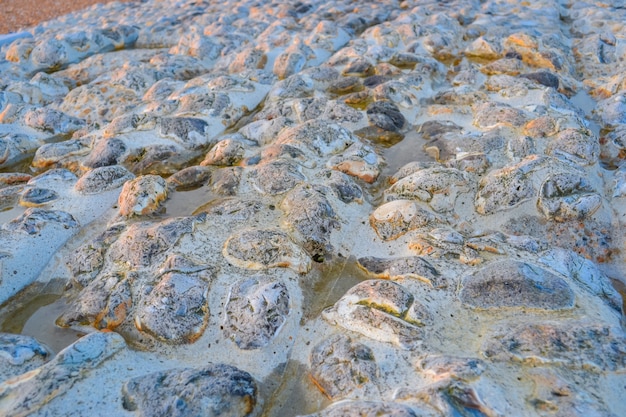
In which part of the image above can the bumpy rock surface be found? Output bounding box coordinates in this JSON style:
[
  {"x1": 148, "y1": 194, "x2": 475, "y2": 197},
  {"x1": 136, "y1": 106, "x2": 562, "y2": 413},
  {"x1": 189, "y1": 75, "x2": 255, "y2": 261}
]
[{"x1": 0, "y1": 0, "x2": 625, "y2": 416}]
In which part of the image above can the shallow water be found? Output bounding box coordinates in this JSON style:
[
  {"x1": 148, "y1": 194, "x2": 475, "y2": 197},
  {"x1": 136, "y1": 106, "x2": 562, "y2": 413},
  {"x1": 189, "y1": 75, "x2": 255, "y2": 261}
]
[{"x1": 1, "y1": 294, "x2": 86, "y2": 354}]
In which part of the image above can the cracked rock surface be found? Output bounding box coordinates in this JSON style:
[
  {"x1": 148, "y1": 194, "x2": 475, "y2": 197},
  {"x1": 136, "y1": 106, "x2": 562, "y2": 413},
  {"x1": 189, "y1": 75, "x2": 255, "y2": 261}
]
[{"x1": 0, "y1": 0, "x2": 625, "y2": 416}]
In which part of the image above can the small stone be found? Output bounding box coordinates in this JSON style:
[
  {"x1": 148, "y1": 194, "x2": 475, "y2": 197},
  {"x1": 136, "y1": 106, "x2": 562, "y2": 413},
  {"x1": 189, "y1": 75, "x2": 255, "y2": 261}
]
[
  {"x1": 520, "y1": 71, "x2": 559, "y2": 89},
  {"x1": 3, "y1": 208, "x2": 78, "y2": 235},
  {"x1": 166, "y1": 166, "x2": 212, "y2": 191},
  {"x1": 201, "y1": 139, "x2": 245, "y2": 167}
]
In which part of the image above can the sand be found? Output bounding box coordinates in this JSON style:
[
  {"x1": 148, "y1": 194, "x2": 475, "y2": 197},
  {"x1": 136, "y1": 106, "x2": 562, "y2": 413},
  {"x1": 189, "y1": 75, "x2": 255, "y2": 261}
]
[{"x1": 0, "y1": 0, "x2": 140, "y2": 34}]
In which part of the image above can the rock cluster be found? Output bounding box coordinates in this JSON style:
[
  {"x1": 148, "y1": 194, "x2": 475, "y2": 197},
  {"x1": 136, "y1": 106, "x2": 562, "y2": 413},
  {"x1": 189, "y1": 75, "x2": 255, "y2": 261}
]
[{"x1": 0, "y1": 0, "x2": 625, "y2": 416}]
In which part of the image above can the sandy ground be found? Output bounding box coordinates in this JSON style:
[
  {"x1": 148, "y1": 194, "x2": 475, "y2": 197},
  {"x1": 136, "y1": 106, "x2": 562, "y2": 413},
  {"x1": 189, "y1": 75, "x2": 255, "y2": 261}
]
[{"x1": 0, "y1": 0, "x2": 140, "y2": 34}]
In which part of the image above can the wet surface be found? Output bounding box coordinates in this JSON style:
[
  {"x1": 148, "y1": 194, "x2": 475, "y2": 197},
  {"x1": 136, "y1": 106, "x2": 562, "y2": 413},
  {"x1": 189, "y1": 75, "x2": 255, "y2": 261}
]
[{"x1": 1, "y1": 293, "x2": 86, "y2": 353}]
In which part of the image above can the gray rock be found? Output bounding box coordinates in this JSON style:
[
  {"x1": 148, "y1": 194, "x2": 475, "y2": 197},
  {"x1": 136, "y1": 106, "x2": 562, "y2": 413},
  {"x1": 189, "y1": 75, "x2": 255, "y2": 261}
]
[
  {"x1": 460, "y1": 260, "x2": 574, "y2": 310},
  {"x1": 482, "y1": 321, "x2": 626, "y2": 371},
  {"x1": 166, "y1": 166, "x2": 212, "y2": 191},
  {"x1": 223, "y1": 228, "x2": 311, "y2": 274},
  {"x1": 75, "y1": 165, "x2": 134, "y2": 194},
  {"x1": 0, "y1": 332, "x2": 125, "y2": 417},
  {"x1": 23, "y1": 108, "x2": 86, "y2": 135},
  {"x1": 19, "y1": 188, "x2": 58, "y2": 207},
  {"x1": 135, "y1": 272, "x2": 209, "y2": 343},
  {"x1": 545, "y1": 128, "x2": 599, "y2": 166},
  {"x1": 309, "y1": 334, "x2": 378, "y2": 400},
  {"x1": 323, "y1": 280, "x2": 425, "y2": 349},
  {"x1": 537, "y1": 172, "x2": 601, "y2": 222},
  {"x1": 281, "y1": 184, "x2": 340, "y2": 260},
  {"x1": 0, "y1": 333, "x2": 51, "y2": 383},
  {"x1": 251, "y1": 160, "x2": 305, "y2": 195},
  {"x1": 366, "y1": 100, "x2": 406, "y2": 132},
  {"x1": 3, "y1": 208, "x2": 78, "y2": 235},
  {"x1": 57, "y1": 272, "x2": 132, "y2": 330},
  {"x1": 122, "y1": 364, "x2": 257, "y2": 417},
  {"x1": 83, "y1": 137, "x2": 127, "y2": 168},
  {"x1": 224, "y1": 276, "x2": 290, "y2": 349},
  {"x1": 298, "y1": 401, "x2": 418, "y2": 417},
  {"x1": 108, "y1": 217, "x2": 194, "y2": 269},
  {"x1": 357, "y1": 256, "x2": 440, "y2": 286},
  {"x1": 159, "y1": 117, "x2": 211, "y2": 149}
]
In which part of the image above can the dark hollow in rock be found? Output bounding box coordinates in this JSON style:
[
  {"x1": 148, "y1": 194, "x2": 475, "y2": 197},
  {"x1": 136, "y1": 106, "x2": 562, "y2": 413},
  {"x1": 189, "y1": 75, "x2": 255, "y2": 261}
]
[
  {"x1": 520, "y1": 71, "x2": 559, "y2": 89},
  {"x1": 122, "y1": 364, "x2": 257, "y2": 417},
  {"x1": 460, "y1": 260, "x2": 574, "y2": 310}
]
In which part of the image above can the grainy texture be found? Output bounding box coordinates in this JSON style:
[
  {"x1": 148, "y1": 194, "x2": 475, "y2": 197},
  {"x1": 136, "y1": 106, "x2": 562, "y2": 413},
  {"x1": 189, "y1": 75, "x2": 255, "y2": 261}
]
[{"x1": 0, "y1": 0, "x2": 140, "y2": 34}]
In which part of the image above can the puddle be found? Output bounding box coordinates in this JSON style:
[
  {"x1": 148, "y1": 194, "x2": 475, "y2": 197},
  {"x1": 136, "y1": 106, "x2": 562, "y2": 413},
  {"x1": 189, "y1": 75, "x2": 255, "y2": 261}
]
[
  {"x1": 262, "y1": 360, "x2": 329, "y2": 417},
  {"x1": 570, "y1": 89, "x2": 602, "y2": 138},
  {"x1": 611, "y1": 278, "x2": 626, "y2": 315},
  {"x1": 0, "y1": 293, "x2": 86, "y2": 354},
  {"x1": 161, "y1": 186, "x2": 217, "y2": 218},
  {"x1": 300, "y1": 256, "x2": 371, "y2": 323}
]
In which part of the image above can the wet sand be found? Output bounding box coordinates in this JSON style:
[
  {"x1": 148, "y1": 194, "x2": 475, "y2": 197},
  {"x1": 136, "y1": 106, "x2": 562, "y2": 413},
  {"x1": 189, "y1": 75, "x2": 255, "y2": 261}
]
[{"x1": 0, "y1": 0, "x2": 140, "y2": 34}]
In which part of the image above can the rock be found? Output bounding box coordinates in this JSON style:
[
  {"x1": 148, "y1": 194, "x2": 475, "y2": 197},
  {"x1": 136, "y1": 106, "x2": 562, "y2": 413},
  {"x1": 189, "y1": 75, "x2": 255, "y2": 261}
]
[
  {"x1": 122, "y1": 364, "x2": 257, "y2": 417},
  {"x1": 82, "y1": 137, "x2": 127, "y2": 168},
  {"x1": 224, "y1": 276, "x2": 290, "y2": 349},
  {"x1": 323, "y1": 280, "x2": 426, "y2": 349},
  {"x1": 366, "y1": 100, "x2": 406, "y2": 132},
  {"x1": 326, "y1": 142, "x2": 382, "y2": 184},
  {"x1": 385, "y1": 167, "x2": 470, "y2": 213},
  {"x1": 108, "y1": 217, "x2": 194, "y2": 269},
  {"x1": 135, "y1": 272, "x2": 209, "y2": 343},
  {"x1": 280, "y1": 184, "x2": 340, "y2": 259},
  {"x1": 19, "y1": 187, "x2": 58, "y2": 207},
  {"x1": 223, "y1": 228, "x2": 311, "y2": 273},
  {"x1": 370, "y1": 200, "x2": 438, "y2": 241},
  {"x1": 309, "y1": 334, "x2": 378, "y2": 400},
  {"x1": 201, "y1": 138, "x2": 246, "y2": 166},
  {"x1": 482, "y1": 321, "x2": 626, "y2": 371},
  {"x1": 166, "y1": 166, "x2": 212, "y2": 191},
  {"x1": 0, "y1": 332, "x2": 125, "y2": 417},
  {"x1": 298, "y1": 401, "x2": 418, "y2": 417},
  {"x1": 473, "y1": 102, "x2": 529, "y2": 129},
  {"x1": 159, "y1": 117, "x2": 211, "y2": 149},
  {"x1": 118, "y1": 175, "x2": 168, "y2": 217},
  {"x1": 460, "y1": 260, "x2": 574, "y2": 310},
  {"x1": 0, "y1": 333, "x2": 51, "y2": 383},
  {"x1": 357, "y1": 256, "x2": 440, "y2": 287},
  {"x1": 545, "y1": 128, "x2": 599, "y2": 166},
  {"x1": 75, "y1": 165, "x2": 135, "y2": 195},
  {"x1": 475, "y1": 156, "x2": 543, "y2": 215},
  {"x1": 3, "y1": 208, "x2": 79, "y2": 235},
  {"x1": 250, "y1": 160, "x2": 305, "y2": 195},
  {"x1": 537, "y1": 172, "x2": 601, "y2": 222}
]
